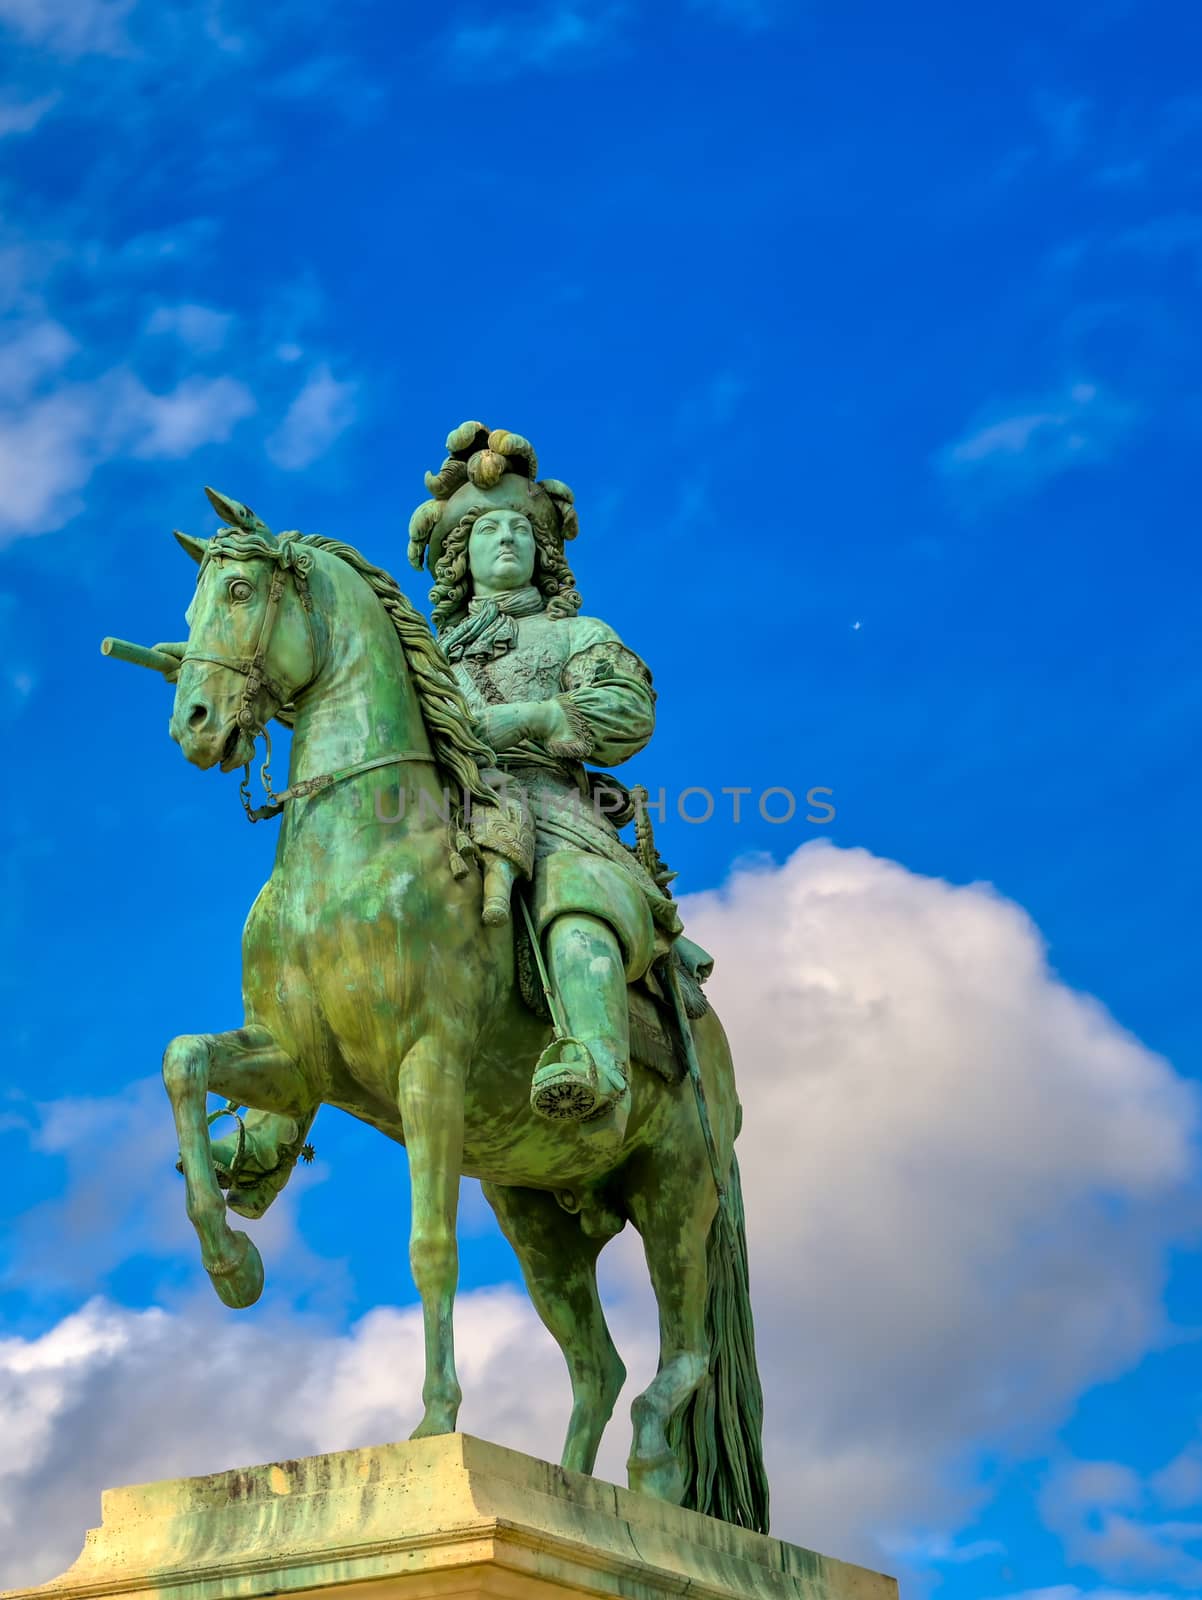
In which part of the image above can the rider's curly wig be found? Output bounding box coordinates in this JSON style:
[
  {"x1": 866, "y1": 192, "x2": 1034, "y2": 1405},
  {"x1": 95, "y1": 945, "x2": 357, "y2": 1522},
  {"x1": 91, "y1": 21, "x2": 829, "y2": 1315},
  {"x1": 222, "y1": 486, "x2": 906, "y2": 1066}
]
[
  {"x1": 430, "y1": 505, "x2": 582, "y2": 636},
  {"x1": 410, "y1": 424, "x2": 583, "y2": 635}
]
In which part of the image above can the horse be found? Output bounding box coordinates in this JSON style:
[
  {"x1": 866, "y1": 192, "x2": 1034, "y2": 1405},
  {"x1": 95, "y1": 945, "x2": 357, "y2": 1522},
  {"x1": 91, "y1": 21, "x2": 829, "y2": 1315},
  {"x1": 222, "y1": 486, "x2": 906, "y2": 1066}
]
[{"x1": 155, "y1": 499, "x2": 769, "y2": 1531}]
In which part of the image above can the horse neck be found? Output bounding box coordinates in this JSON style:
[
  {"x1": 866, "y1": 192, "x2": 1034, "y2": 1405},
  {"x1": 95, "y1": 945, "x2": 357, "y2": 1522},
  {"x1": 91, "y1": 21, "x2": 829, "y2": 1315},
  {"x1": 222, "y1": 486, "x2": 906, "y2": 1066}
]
[{"x1": 283, "y1": 550, "x2": 442, "y2": 835}]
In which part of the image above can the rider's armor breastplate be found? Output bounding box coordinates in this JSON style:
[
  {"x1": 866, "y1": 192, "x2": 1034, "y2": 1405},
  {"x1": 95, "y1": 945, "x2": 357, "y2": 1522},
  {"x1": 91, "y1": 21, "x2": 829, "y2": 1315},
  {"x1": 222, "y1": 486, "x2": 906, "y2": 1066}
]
[{"x1": 451, "y1": 609, "x2": 680, "y2": 977}]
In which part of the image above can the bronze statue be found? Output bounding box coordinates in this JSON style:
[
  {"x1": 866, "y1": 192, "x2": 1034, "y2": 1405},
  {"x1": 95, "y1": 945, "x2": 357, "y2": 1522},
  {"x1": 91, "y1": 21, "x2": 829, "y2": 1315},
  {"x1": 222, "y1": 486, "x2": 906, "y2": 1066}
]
[{"x1": 104, "y1": 422, "x2": 769, "y2": 1531}]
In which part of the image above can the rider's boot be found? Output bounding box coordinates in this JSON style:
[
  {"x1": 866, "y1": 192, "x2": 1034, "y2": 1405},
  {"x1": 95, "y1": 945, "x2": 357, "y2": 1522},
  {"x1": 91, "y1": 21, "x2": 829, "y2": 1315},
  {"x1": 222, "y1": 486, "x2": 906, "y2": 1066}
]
[
  {"x1": 471, "y1": 775, "x2": 533, "y2": 927},
  {"x1": 208, "y1": 1109, "x2": 311, "y2": 1219},
  {"x1": 481, "y1": 853, "x2": 517, "y2": 926},
  {"x1": 530, "y1": 912, "x2": 630, "y2": 1139}
]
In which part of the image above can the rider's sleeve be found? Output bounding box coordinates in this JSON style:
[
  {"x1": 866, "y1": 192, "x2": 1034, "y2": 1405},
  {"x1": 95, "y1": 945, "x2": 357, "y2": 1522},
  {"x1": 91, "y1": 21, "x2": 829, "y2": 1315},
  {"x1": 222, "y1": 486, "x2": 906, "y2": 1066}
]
[{"x1": 556, "y1": 620, "x2": 656, "y2": 766}]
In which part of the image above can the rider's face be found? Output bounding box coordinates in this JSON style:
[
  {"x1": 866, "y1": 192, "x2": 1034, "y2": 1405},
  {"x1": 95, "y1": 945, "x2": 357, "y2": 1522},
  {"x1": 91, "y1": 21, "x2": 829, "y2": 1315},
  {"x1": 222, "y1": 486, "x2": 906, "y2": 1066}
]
[{"x1": 468, "y1": 509, "x2": 536, "y2": 595}]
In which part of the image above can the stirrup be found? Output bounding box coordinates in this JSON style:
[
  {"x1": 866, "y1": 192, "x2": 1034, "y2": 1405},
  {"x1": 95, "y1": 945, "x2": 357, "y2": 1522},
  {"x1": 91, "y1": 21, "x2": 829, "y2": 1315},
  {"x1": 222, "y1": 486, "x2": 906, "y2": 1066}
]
[
  {"x1": 530, "y1": 1039, "x2": 627, "y2": 1124},
  {"x1": 530, "y1": 1039, "x2": 600, "y2": 1121},
  {"x1": 530, "y1": 1032, "x2": 612, "y2": 1121}
]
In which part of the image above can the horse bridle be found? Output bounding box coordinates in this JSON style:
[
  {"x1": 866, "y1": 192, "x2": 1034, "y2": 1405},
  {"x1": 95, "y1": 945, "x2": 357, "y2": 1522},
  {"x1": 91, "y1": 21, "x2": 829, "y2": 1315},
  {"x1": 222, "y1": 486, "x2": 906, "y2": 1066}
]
[{"x1": 182, "y1": 535, "x2": 434, "y2": 823}]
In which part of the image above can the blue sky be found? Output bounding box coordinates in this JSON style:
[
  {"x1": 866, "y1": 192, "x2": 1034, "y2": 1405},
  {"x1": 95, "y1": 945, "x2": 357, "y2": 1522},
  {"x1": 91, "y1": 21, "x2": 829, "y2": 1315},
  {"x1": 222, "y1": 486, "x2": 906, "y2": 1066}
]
[{"x1": 2, "y1": 1, "x2": 1201, "y2": 1595}]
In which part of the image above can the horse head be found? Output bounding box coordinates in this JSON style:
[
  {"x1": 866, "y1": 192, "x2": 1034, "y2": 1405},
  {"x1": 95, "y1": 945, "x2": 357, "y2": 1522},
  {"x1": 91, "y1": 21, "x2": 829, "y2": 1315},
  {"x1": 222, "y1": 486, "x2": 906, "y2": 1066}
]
[{"x1": 169, "y1": 488, "x2": 321, "y2": 773}]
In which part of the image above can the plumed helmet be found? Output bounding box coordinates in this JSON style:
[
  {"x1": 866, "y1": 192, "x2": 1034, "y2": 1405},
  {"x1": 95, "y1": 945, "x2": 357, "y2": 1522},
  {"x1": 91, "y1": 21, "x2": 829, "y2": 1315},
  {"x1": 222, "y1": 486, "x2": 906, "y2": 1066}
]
[{"x1": 406, "y1": 422, "x2": 579, "y2": 574}]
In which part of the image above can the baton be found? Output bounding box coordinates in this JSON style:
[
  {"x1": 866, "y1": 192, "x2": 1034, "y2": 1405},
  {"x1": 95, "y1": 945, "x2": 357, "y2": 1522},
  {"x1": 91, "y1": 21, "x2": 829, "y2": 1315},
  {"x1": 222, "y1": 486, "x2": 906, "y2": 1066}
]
[{"x1": 100, "y1": 637, "x2": 180, "y2": 676}]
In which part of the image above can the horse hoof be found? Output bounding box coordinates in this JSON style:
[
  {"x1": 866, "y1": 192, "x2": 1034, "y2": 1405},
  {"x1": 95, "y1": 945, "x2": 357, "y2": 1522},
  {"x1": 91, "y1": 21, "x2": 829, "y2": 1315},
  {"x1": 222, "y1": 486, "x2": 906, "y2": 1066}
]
[
  {"x1": 207, "y1": 1230, "x2": 264, "y2": 1309},
  {"x1": 627, "y1": 1446, "x2": 686, "y2": 1506},
  {"x1": 409, "y1": 1407, "x2": 460, "y2": 1440}
]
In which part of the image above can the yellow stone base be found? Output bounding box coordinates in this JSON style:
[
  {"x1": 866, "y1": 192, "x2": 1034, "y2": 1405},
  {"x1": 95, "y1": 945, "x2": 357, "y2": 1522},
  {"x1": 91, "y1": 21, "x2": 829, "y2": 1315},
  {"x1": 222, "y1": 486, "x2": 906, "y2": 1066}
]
[{"x1": 2, "y1": 1433, "x2": 897, "y2": 1600}]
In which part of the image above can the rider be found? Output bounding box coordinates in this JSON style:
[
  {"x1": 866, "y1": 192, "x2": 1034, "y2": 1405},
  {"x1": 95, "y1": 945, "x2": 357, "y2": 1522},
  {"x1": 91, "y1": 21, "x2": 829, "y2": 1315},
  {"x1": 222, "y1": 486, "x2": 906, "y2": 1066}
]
[{"x1": 408, "y1": 422, "x2": 682, "y2": 1134}]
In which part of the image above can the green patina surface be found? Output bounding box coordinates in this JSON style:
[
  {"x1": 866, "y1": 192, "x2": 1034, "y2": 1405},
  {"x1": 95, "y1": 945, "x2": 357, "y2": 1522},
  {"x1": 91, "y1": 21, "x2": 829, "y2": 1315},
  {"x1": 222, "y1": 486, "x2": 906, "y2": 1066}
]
[{"x1": 103, "y1": 424, "x2": 770, "y2": 1536}]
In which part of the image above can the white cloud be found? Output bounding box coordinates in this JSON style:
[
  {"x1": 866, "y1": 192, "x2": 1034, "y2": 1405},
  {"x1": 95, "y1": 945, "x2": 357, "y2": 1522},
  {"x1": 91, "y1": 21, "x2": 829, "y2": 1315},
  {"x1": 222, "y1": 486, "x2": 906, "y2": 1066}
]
[
  {"x1": 122, "y1": 372, "x2": 255, "y2": 459},
  {"x1": 990, "y1": 1588, "x2": 1182, "y2": 1600},
  {"x1": 1, "y1": 843, "x2": 1194, "y2": 1587},
  {"x1": 1152, "y1": 1438, "x2": 1202, "y2": 1508},
  {"x1": 440, "y1": 3, "x2": 628, "y2": 79},
  {"x1": 144, "y1": 302, "x2": 233, "y2": 354},
  {"x1": 0, "y1": 319, "x2": 75, "y2": 399},
  {"x1": 0, "y1": 244, "x2": 347, "y2": 536},
  {"x1": 0, "y1": 361, "x2": 255, "y2": 542},
  {"x1": 0, "y1": 90, "x2": 59, "y2": 134},
  {"x1": 0, "y1": 385, "x2": 109, "y2": 536},
  {"x1": 935, "y1": 380, "x2": 1134, "y2": 504},
  {"x1": 114, "y1": 217, "x2": 219, "y2": 267},
  {"x1": 670, "y1": 843, "x2": 1194, "y2": 1556},
  {"x1": 885, "y1": 1531, "x2": 1005, "y2": 1564},
  {"x1": 0, "y1": 0, "x2": 134, "y2": 57},
  {"x1": 1039, "y1": 1449, "x2": 1202, "y2": 1588},
  {"x1": 266, "y1": 362, "x2": 357, "y2": 470}
]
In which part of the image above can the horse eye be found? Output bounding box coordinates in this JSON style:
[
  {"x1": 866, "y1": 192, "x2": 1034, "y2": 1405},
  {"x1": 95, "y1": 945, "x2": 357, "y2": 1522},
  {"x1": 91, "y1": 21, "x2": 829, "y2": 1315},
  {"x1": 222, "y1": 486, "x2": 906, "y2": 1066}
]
[{"x1": 228, "y1": 579, "x2": 254, "y2": 602}]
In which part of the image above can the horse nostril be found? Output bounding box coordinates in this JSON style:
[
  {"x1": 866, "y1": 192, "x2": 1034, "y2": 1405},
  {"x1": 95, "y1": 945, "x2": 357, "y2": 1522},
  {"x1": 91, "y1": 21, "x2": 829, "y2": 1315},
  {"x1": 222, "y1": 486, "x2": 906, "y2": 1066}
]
[{"x1": 188, "y1": 703, "x2": 209, "y2": 730}]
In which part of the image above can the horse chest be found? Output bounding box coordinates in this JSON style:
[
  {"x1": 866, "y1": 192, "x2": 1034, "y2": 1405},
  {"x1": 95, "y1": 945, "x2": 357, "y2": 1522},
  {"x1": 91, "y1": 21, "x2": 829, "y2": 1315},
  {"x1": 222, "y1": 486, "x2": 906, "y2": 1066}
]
[{"x1": 242, "y1": 847, "x2": 481, "y2": 1068}]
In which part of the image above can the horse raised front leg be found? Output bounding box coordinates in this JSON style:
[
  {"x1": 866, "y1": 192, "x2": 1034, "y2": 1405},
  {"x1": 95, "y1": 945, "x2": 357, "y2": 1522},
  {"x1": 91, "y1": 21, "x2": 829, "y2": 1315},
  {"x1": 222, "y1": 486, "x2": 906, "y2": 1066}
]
[
  {"x1": 397, "y1": 1038, "x2": 466, "y2": 1438},
  {"x1": 162, "y1": 1024, "x2": 309, "y2": 1309}
]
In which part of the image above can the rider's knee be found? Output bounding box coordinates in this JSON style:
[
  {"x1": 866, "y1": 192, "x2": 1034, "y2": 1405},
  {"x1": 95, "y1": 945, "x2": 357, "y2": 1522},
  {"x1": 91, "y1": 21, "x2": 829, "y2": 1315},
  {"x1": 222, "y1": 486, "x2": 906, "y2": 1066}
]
[{"x1": 532, "y1": 852, "x2": 655, "y2": 981}]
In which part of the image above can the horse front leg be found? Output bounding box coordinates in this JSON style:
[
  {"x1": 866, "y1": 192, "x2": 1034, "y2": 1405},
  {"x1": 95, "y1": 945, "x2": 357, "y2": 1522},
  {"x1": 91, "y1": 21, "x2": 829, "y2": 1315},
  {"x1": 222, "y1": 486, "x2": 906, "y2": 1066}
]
[
  {"x1": 397, "y1": 1037, "x2": 466, "y2": 1438},
  {"x1": 162, "y1": 1024, "x2": 310, "y2": 1309}
]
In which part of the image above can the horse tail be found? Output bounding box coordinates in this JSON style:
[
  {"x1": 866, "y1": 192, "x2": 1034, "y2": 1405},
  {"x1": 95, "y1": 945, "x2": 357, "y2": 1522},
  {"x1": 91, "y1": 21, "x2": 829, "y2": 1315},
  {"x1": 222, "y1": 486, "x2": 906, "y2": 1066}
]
[{"x1": 668, "y1": 1150, "x2": 771, "y2": 1534}]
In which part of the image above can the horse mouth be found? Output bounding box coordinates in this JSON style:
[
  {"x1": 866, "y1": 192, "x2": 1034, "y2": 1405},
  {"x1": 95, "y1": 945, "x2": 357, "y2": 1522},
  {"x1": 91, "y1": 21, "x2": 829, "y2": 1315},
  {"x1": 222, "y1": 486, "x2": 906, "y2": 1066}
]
[{"x1": 219, "y1": 723, "x2": 254, "y2": 773}]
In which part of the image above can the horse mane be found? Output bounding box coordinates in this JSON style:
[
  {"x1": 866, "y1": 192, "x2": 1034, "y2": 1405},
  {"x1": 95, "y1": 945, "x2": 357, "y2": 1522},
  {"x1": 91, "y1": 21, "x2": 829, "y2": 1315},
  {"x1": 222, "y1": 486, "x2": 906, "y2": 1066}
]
[{"x1": 297, "y1": 535, "x2": 496, "y2": 806}]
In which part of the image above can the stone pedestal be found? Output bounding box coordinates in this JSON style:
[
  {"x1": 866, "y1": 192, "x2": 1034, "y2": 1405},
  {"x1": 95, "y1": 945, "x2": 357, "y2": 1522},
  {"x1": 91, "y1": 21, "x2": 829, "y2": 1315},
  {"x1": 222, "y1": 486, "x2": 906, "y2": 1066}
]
[{"x1": 3, "y1": 1433, "x2": 897, "y2": 1600}]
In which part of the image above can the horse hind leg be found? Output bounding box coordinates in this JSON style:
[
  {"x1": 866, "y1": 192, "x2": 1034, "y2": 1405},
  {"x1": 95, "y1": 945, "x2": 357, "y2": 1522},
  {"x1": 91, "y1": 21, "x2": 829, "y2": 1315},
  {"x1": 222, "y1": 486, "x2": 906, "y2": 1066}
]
[
  {"x1": 162, "y1": 1024, "x2": 314, "y2": 1309},
  {"x1": 482, "y1": 1181, "x2": 626, "y2": 1476},
  {"x1": 621, "y1": 1153, "x2": 718, "y2": 1506}
]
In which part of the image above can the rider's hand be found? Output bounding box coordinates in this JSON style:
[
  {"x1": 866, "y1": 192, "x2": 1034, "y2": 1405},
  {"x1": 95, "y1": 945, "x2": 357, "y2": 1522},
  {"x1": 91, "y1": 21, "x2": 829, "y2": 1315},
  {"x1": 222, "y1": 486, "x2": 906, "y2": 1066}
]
[
  {"x1": 476, "y1": 701, "x2": 547, "y2": 751},
  {"x1": 152, "y1": 641, "x2": 187, "y2": 684}
]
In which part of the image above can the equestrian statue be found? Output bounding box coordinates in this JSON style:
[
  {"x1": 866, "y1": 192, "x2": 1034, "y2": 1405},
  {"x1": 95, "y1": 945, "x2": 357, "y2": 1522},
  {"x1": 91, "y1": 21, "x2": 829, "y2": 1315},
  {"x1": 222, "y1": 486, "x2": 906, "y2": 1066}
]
[{"x1": 103, "y1": 421, "x2": 770, "y2": 1532}]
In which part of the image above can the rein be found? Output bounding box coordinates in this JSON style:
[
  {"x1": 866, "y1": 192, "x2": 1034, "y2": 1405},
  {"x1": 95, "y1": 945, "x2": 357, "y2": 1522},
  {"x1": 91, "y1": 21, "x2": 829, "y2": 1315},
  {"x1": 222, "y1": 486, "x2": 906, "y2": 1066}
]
[
  {"x1": 241, "y1": 748, "x2": 439, "y2": 824},
  {"x1": 183, "y1": 533, "x2": 436, "y2": 824}
]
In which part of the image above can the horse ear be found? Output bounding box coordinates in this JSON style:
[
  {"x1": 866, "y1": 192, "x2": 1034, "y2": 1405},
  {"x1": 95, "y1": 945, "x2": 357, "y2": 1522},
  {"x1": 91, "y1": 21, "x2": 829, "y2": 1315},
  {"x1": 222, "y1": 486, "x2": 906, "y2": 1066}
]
[
  {"x1": 174, "y1": 530, "x2": 209, "y2": 564},
  {"x1": 204, "y1": 486, "x2": 271, "y2": 536}
]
